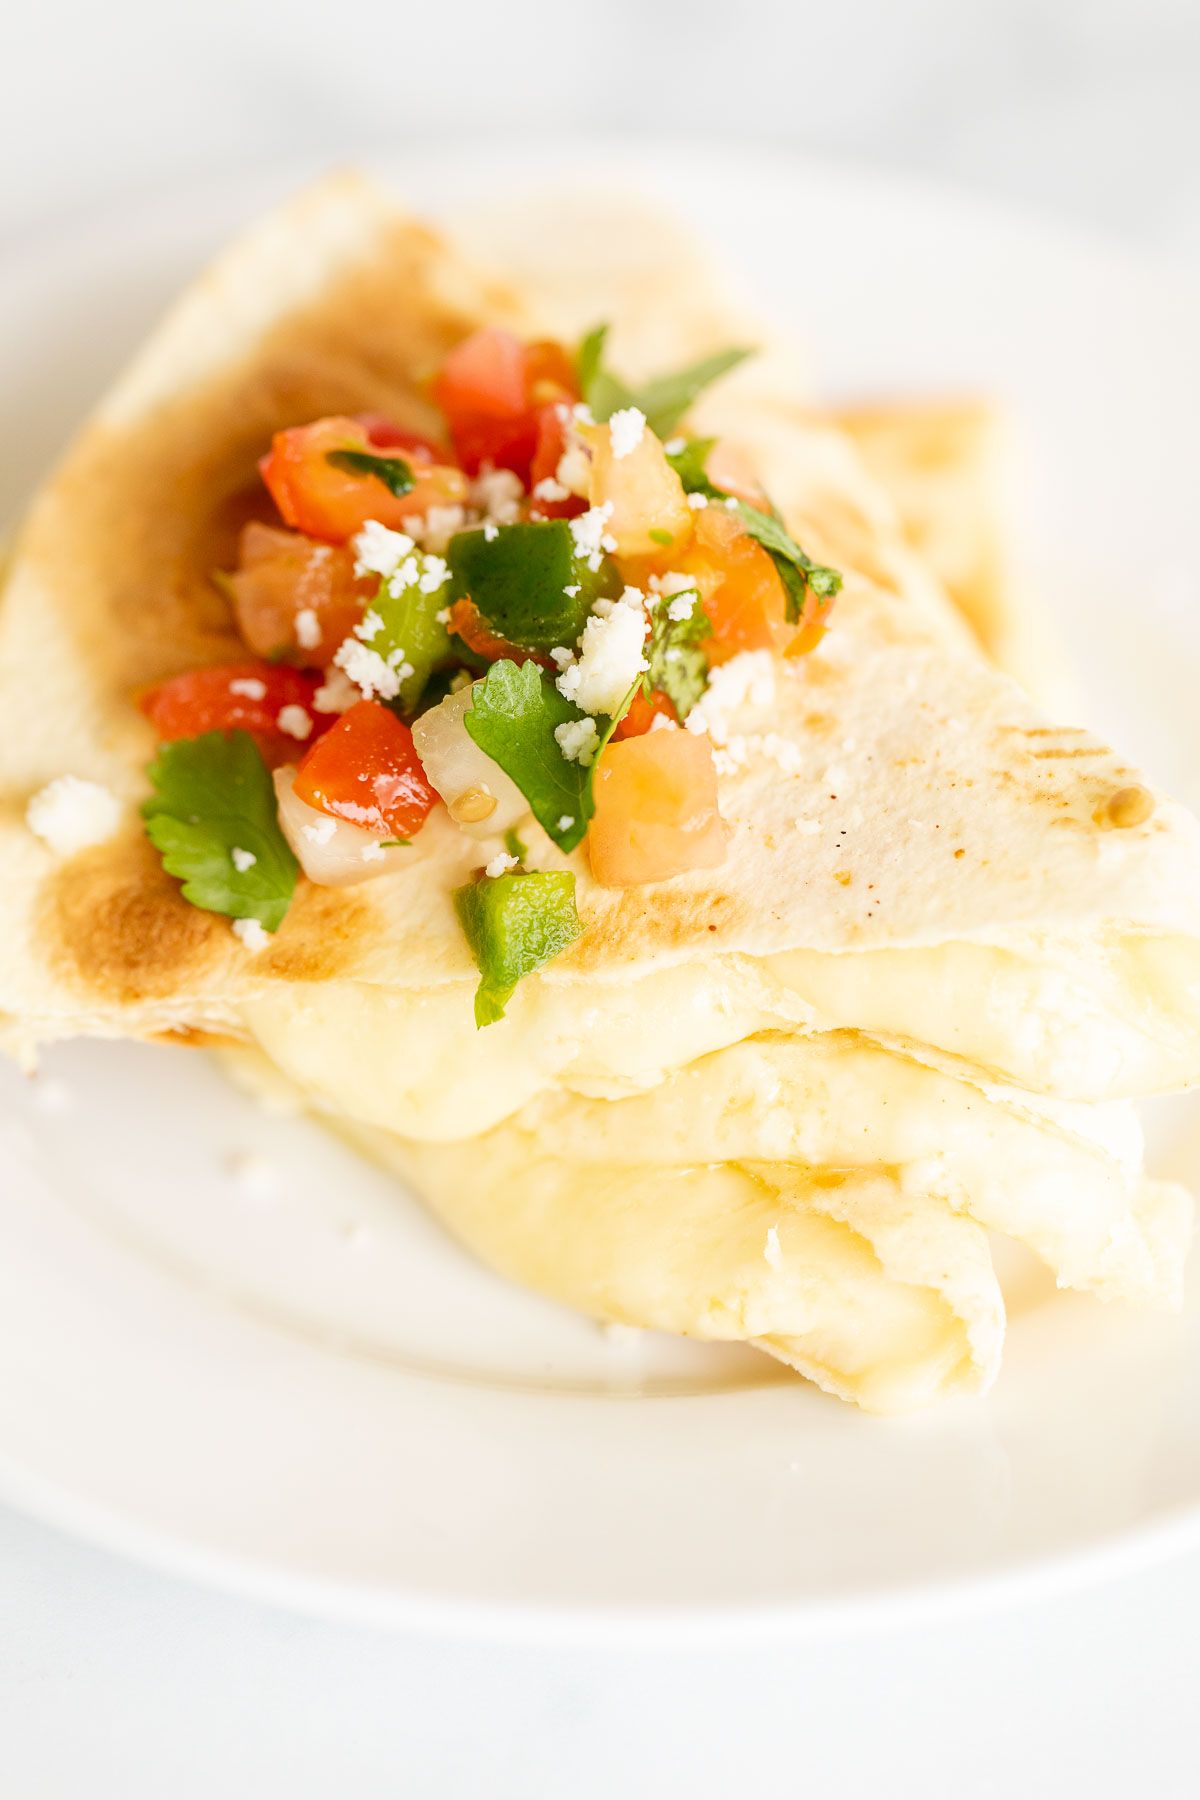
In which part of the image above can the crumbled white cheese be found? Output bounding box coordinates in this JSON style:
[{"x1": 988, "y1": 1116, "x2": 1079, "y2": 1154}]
[
  {"x1": 757, "y1": 732, "x2": 805, "y2": 775},
  {"x1": 301, "y1": 815, "x2": 338, "y2": 845},
  {"x1": 555, "y1": 588, "x2": 648, "y2": 716},
  {"x1": 686, "y1": 492, "x2": 709, "y2": 511},
  {"x1": 471, "y1": 467, "x2": 524, "y2": 525},
  {"x1": 648, "y1": 569, "x2": 695, "y2": 599},
  {"x1": 482, "y1": 522, "x2": 499, "y2": 542},
  {"x1": 353, "y1": 521, "x2": 416, "y2": 580},
  {"x1": 555, "y1": 443, "x2": 592, "y2": 496},
  {"x1": 312, "y1": 668, "x2": 359, "y2": 714},
  {"x1": 415, "y1": 503, "x2": 467, "y2": 553},
  {"x1": 227, "y1": 1150, "x2": 278, "y2": 1203},
  {"x1": 276, "y1": 704, "x2": 313, "y2": 742},
  {"x1": 554, "y1": 717, "x2": 600, "y2": 767},
  {"x1": 723, "y1": 495, "x2": 740, "y2": 510},
  {"x1": 549, "y1": 645, "x2": 575, "y2": 671},
  {"x1": 556, "y1": 814, "x2": 575, "y2": 833},
  {"x1": 563, "y1": 583, "x2": 581, "y2": 599},
  {"x1": 294, "y1": 607, "x2": 321, "y2": 650},
  {"x1": 360, "y1": 841, "x2": 386, "y2": 862},
  {"x1": 685, "y1": 650, "x2": 776, "y2": 744},
  {"x1": 333, "y1": 636, "x2": 411, "y2": 702},
  {"x1": 26, "y1": 776, "x2": 122, "y2": 856},
  {"x1": 667, "y1": 591, "x2": 697, "y2": 621},
  {"x1": 418, "y1": 554, "x2": 449, "y2": 595},
  {"x1": 32, "y1": 1076, "x2": 72, "y2": 1114},
  {"x1": 231, "y1": 917, "x2": 271, "y2": 952},
  {"x1": 532, "y1": 476, "x2": 570, "y2": 503},
  {"x1": 712, "y1": 740, "x2": 749, "y2": 778},
  {"x1": 571, "y1": 402, "x2": 595, "y2": 426},
  {"x1": 764, "y1": 1226, "x2": 784, "y2": 1270},
  {"x1": 663, "y1": 437, "x2": 686, "y2": 456},
  {"x1": 484, "y1": 851, "x2": 519, "y2": 878},
  {"x1": 228, "y1": 676, "x2": 267, "y2": 700},
  {"x1": 355, "y1": 609, "x2": 385, "y2": 642},
  {"x1": 230, "y1": 846, "x2": 257, "y2": 873},
  {"x1": 608, "y1": 406, "x2": 646, "y2": 460},
  {"x1": 569, "y1": 502, "x2": 616, "y2": 572},
  {"x1": 648, "y1": 712, "x2": 678, "y2": 733}
]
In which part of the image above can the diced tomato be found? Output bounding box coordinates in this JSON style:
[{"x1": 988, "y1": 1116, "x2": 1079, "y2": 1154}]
[
  {"x1": 229, "y1": 522, "x2": 374, "y2": 666},
  {"x1": 292, "y1": 700, "x2": 438, "y2": 838},
  {"x1": 445, "y1": 599, "x2": 551, "y2": 669},
  {"x1": 260, "y1": 415, "x2": 467, "y2": 543},
  {"x1": 433, "y1": 329, "x2": 577, "y2": 479},
  {"x1": 139, "y1": 662, "x2": 330, "y2": 763},
  {"x1": 353, "y1": 414, "x2": 450, "y2": 461},
  {"x1": 611, "y1": 688, "x2": 680, "y2": 740},
  {"x1": 704, "y1": 440, "x2": 772, "y2": 512},
  {"x1": 676, "y1": 504, "x2": 788, "y2": 664},
  {"x1": 782, "y1": 584, "x2": 839, "y2": 659},
  {"x1": 527, "y1": 405, "x2": 585, "y2": 519},
  {"x1": 587, "y1": 422, "x2": 693, "y2": 560},
  {"x1": 588, "y1": 732, "x2": 725, "y2": 887},
  {"x1": 524, "y1": 340, "x2": 577, "y2": 407}
]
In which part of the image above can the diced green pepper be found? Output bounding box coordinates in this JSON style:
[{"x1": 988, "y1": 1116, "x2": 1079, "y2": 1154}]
[
  {"x1": 454, "y1": 869, "x2": 583, "y2": 1027},
  {"x1": 447, "y1": 521, "x2": 619, "y2": 652},
  {"x1": 371, "y1": 574, "x2": 454, "y2": 714}
]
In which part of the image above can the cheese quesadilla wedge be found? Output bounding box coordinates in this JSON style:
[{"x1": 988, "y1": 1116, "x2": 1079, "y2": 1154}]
[{"x1": 2, "y1": 172, "x2": 1198, "y2": 1411}]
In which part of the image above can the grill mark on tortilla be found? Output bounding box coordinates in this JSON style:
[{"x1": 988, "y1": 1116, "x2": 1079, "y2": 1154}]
[
  {"x1": 41, "y1": 831, "x2": 229, "y2": 1003},
  {"x1": 39, "y1": 829, "x2": 375, "y2": 1003},
  {"x1": 1029, "y1": 746, "x2": 1110, "y2": 761}
]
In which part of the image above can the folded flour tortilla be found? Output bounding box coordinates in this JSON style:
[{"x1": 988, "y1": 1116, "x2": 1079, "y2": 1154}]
[{"x1": 2, "y1": 173, "x2": 1197, "y2": 1408}]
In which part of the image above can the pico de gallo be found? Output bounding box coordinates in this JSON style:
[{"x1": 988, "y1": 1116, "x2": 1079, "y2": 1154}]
[{"x1": 139, "y1": 323, "x2": 841, "y2": 1022}]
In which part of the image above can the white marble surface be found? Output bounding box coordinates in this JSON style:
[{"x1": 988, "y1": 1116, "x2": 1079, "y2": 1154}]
[{"x1": 4, "y1": 2, "x2": 1200, "y2": 1793}]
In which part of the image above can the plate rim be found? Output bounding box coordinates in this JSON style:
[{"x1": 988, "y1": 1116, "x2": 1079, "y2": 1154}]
[{"x1": 3, "y1": 139, "x2": 1200, "y2": 1639}]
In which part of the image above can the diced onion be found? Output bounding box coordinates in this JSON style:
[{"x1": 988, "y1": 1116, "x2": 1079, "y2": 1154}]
[
  {"x1": 273, "y1": 767, "x2": 410, "y2": 887},
  {"x1": 410, "y1": 685, "x2": 529, "y2": 840}
]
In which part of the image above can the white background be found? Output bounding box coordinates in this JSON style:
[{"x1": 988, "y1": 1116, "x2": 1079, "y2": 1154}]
[{"x1": 3, "y1": 2, "x2": 1200, "y2": 1793}]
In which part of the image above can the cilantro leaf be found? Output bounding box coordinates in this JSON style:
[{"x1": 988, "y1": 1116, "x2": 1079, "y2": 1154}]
[
  {"x1": 644, "y1": 589, "x2": 711, "y2": 721},
  {"x1": 665, "y1": 440, "x2": 842, "y2": 623},
  {"x1": 455, "y1": 870, "x2": 583, "y2": 1027},
  {"x1": 576, "y1": 324, "x2": 635, "y2": 423},
  {"x1": 633, "y1": 348, "x2": 753, "y2": 439},
  {"x1": 142, "y1": 731, "x2": 298, "y2": 931},
  {"x1": 326, "y1": 448, "x2": 415, "y2": 497},
  {"x1": 462, "y1": 660, "x2": 632, "y2": 853},
  {"x1": 733, "y1": 505, "x2": 844, "y2": 605},
  {"x1": 578, "y1": 329, "x2": 752, "y2": 438},
  {"x1": 663, "y1": 437, "x2": 721, "y2": 495}
]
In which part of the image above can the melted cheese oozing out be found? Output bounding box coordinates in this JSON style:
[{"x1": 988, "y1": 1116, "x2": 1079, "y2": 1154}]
[
  {"x1": 347, "y1": 1131, "x2": 999, "y2": 1414},
  {"x1": 243, "y1": 926, "x2": 1200, "y2": 1157},
  {"x1": 767, "y1": 930, "x2": 1200, "y2": 1101},
  {"x1": 241, "y1": 962, "x2": 813, "y2": 1142}
]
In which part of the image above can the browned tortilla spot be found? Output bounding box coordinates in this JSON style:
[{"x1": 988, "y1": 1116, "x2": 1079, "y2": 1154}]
[{"x1": 41, "y1": 830, "x2": 228, "y2": 1003}]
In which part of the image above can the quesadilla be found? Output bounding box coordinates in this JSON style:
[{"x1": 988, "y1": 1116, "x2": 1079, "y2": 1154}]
[{"x1": 2, "y1": 172, "x2": 1198, "y2": 1411}]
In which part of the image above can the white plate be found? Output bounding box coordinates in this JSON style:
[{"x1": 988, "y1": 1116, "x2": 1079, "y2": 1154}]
[{"x1": 2, "y1": 143, "x2": 1200, "y2": 1641}]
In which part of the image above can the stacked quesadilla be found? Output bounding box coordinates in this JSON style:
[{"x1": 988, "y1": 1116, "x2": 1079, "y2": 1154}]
[{"x1": 2, "y1": 173, "x2": 1197, "y2": 1410}]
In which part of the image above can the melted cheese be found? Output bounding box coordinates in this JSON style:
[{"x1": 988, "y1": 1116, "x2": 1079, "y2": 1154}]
[
  {"x1": 767, "y1": 930, "x2": 1200, "y2": 1100},
  {"x1": 241, "y1": 960, "x2": 812, "y2": 1141},
  {"x1": 351, "y1": 1134, "x2": 1002, "y2": 1414}
]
